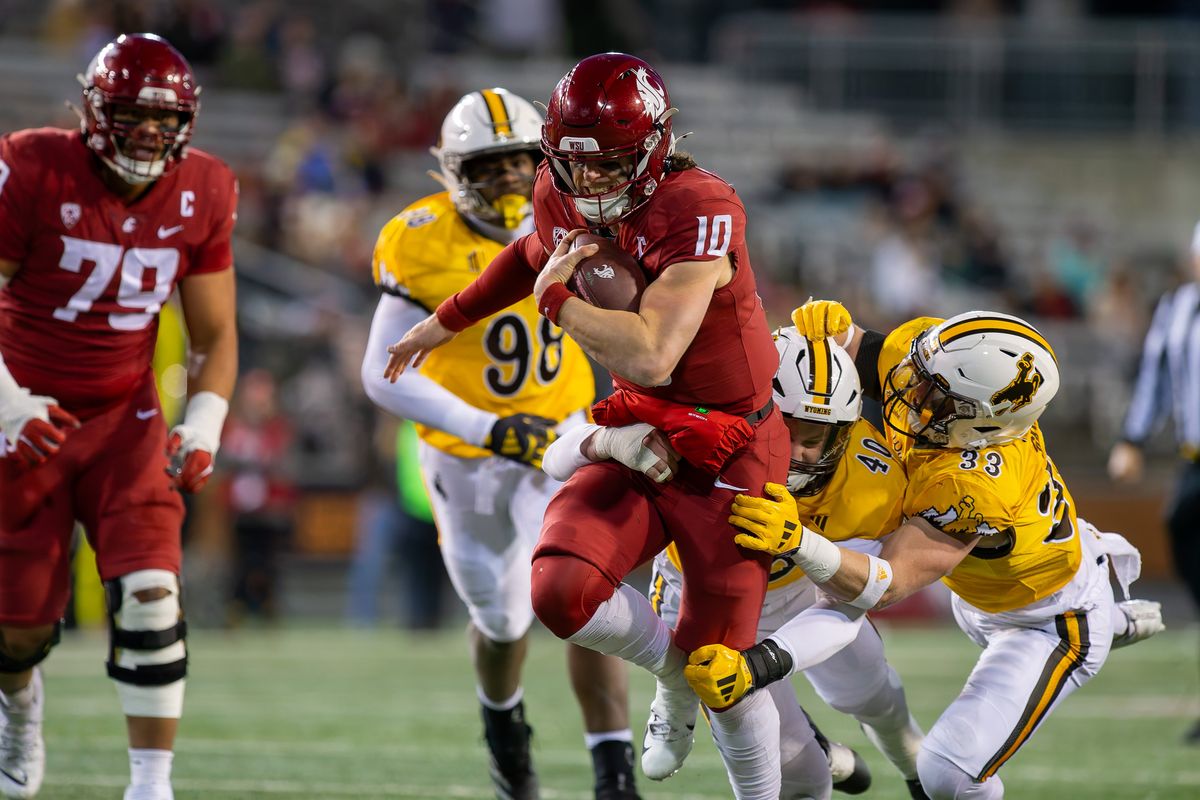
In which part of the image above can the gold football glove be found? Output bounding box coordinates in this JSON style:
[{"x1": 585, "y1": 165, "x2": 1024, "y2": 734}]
[
  {"x1": 486, "y1": 414, "x2": 558, "y2": 470},
  {"x1": 730, "y1": 482, "x2": 803, "y2": 555},
  {"x1": 791, "y1": 299, "x2": 852, "y2": 341},
  {"x1": 684, "y1": 644, "x2": 754, "y2": 710}
]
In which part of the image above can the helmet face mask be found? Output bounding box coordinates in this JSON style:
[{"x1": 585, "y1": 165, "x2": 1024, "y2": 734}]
[
  {"x1": 883, "y1": 313, "x2": 1060, "y2": 450},
  {"x1": 541, "y1": 53, "x2": 677, "y2": 226},
  {"x1": 785, "y1": 416, "x2": 855, "y2": 496},
  {"x1": 772, "y1": 327, "x2": 862, "y2": 496},
  {"x1": 79, "y1": 33, "x2": 199, "y2": 185},
  {"x1": 433, "y1": 88, "x2": 543, "y2": 229}
]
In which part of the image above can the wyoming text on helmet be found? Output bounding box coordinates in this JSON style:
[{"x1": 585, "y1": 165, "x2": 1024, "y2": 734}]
[
  {"x1": 432, "y1": 88, "x2": 543, "y2": 229},
  {"x1": 541, "y1": 52, "x2": 678, "y2": 225},
  {"x1": 883, "y1": 311, "x2": 1061, "y2": 450},
  {"x1": 773, "y1": 327, "x2": 863, "y2": 496},
  {"x1": 78, "y1": 33, "x2": 199, "y2": 184}
]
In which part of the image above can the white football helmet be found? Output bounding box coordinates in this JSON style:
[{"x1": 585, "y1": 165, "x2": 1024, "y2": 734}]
[
  {"x1": 883, "y1": 311, "x2": 1060, "y2": 449},
  {"x1": 431, "y1": 88, "x2": 542, "y2": 227},
  {"x1": 773, "y1": 327, "x2": 862, "y2": 495}
]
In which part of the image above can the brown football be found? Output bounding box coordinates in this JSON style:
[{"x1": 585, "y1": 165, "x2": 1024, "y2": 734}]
[{"x1": 568, "y1": 233, "x2": 646, "y2": 313}]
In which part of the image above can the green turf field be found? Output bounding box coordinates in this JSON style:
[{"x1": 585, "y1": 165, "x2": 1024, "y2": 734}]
[{"x1": 36, "y1": 624, "x2": 1200, "y2": 799}]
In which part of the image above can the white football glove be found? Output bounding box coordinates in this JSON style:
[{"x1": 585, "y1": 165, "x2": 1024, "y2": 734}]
[
  {"x1": 591, "y1": 423, "x2": 677, "y2": 483},
  {"x1": 1111, "y1": 599, "x2": 1165, "y2": 649},
  {"x1": 0, "y1": 355, "x2": 80, "y2": 467},
  {"x1": 166, "y1": 391, "x2": 228, "y2": 493},
  {"x1": 542, "y1": 422, "x2": 678, "y2": 483}
]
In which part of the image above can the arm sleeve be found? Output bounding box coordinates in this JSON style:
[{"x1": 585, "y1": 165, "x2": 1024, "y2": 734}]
[
  {"x1": 361, "y1": 293, "x2": 498, "y2": 446},
  {"x1": 190, "y1": 169, "x2": 239, "y2": 275},
  {"x1": 541, "y1": 422, "x2": 602, "y2": 481},
  {"x1": 435, "y1": 233, "x2": 543, "y2": 332},
  {"x1": 855, "y1": 329, "x2": 886, "y2": 402},
  {"x1": 1121, "y1": 293, "x2": 1174, "y2": 445}
]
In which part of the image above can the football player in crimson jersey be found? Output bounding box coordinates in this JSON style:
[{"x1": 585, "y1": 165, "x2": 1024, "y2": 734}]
[
  {"x1": 385, "y1": 54, "x2": 790, "y2": 799},
  {"x1": 361, "y1": 88, "x2": 640, "y2": 800},
  {"x1": 0, "y1": 33, "x2": 237, "y2": 800}
]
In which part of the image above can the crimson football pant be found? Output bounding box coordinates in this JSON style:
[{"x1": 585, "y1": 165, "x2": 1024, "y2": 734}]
[
  {"x1": 0, "y1": 372, "x2": 182, "y2": 627},
  {"x1": 532, "y1": 410, "x2": 789, "y2": 653}
]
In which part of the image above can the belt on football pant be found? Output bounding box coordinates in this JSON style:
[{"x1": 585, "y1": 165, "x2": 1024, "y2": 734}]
[{"x1": 742, "y1": 398, "x2": 775, "y2": 425}]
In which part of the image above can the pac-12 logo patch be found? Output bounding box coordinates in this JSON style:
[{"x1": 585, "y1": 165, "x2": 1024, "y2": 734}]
[
  {"x1": 552, "y1": 227, "x2": 568, "y2": 246},
  {"x1": 60, "y1": 203, "x2": 81, "y2": 229}
]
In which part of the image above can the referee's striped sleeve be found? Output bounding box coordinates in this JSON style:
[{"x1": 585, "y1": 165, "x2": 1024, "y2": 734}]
[{"x1": 1122, "y1": 292, "x2": 1174, "y2": 444}]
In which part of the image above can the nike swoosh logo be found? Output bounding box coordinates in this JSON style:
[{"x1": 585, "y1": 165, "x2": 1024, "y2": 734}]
[
  {"x1": 0, "y1": 766, "x2": 28, "y2": 785},
  {"x1": 713, "y1": 477, "x2": 748, "y2": 492},
  {"x1": 136, "y1": 408, "x2": 159, "y2": 420},
  {"x1": 157, "y1": 224, "x2": 184, "y2": 239}
]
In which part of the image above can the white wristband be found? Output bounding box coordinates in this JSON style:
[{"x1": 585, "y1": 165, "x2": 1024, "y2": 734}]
[
  {"x1": 792, "y1": 527, "x2": 843, "y2": 584},
  {"x1": 181, "y1": 391, "x2": 229, "y2": 455},
  {"x1": 541, "y1": 423, "x2": 600, "y2": 481},
  {"x1": 847, "y1": 555, "x2": 893, "y2": 610}
]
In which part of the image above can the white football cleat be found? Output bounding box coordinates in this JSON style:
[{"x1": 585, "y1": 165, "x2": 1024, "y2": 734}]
[
  {"x1": 1112, "y1": 599, "x2": 1165, "y2": 649},
  {"x1": 640, "y1": 688, "x2": 698, "y2": 781},
  {"x1": 0, "y1": 669, "x2": 45, "y2": 800},
  {"x1": 123, "y1": 784, "x2": 174, "y2": 800}
]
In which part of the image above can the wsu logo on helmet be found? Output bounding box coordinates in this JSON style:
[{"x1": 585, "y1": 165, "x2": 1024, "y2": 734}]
[
  {"x1": 991, "y1": 353, "x2": 1043, "y2": 412},
  {"x1": 633, "y1": 67, "x2": 667, "y2": 120}
]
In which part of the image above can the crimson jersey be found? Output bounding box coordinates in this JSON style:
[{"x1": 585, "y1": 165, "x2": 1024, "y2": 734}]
[
  {"x1": 522, "y1": 163, "x2": 776, "y2": 416},
  {"x1": 0, "y1": 128, "x2": 237, "y2": 418}
]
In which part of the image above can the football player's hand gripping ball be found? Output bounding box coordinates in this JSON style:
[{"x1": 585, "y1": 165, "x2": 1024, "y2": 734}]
[
  {"x1": 730, "y1": 482, "x2": 804, "y2": 555},
  {"x1": 487, "y1": 414, "x2": 558, "y2": 470},
  {"x1": 791, "y1": 299, "x2": 852, "y2": 342},
  {"x1": 684, "y1": 644, "x2": 754, "y2": 710}
]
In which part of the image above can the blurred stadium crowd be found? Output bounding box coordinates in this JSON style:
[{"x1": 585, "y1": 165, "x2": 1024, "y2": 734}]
[{"x1": 2, "y1": 0, "x2": 1199, "y2": 626}]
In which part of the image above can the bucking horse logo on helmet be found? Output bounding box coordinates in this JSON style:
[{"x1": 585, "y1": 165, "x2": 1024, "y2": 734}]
[{"x1": 991, "y1": 353, "x2": 1042, "y2": 412}]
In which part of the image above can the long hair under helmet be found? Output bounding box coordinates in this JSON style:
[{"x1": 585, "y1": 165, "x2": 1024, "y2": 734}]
[{"x1": 541, "y1": 52, "x2": 678, "y2": 226}]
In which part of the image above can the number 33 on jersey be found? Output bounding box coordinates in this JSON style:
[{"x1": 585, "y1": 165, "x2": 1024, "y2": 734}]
[{"x1": 372, "y1": 192, "x2": 594, "y2": 458}]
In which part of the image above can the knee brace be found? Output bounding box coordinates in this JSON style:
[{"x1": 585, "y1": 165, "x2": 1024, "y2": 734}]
[
  {"x1": 0, "y1": 622, "x2": 61, "y2": 673},
  {"x1": 105, "y1": 570, "x2": 187, "y2": 717},
  {"x1": 530, "y1": 554, "x2": 616, "y2": 639}
]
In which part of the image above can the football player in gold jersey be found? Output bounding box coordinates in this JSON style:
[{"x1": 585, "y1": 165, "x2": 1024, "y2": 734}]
[
  {"x1": 543, "y1": 329, "x2": 928, "y2": 799},
  {"x1": 360, "y1": 89, "x2": 639, "y2": 800},
  {"x1": 688, "y1": 304, "x2": 1164, "y2": 799}
]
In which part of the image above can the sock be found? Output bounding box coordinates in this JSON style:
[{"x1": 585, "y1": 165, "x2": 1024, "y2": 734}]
[
  {"x1": 567, "y1": 583, "x2": 688, "y2": 692},
  {"x1": 709, "y1": 690, "x2": 782, "y2": 800},
  {"x1": 478, "y1": 685, "x2": 523, "y2": 711},
  {"x1": 128, "y1": 748, "x2": 173, "y2": 787},
  {"x1": 584, "y1": 729, "x2": 633, "y2": 749}
]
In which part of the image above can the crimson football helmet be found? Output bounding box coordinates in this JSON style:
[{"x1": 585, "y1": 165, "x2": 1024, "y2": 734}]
[
  {"x1": 78, "y1": 33, "x2": 200, "y2": 184},
  {"x1": 541, "y1": 53, "x2": 677, "y2": 225}
]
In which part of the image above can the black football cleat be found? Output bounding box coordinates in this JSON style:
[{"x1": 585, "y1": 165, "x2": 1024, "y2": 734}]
[
  {"x1": 481, "y1": 701, "x2": 539, "y2": 800},
  {"x1": 592, "y1": 739, "x2": 642, "y2": 800}
]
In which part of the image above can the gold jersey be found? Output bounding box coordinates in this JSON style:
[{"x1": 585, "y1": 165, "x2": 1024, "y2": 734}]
[
  {"x1": 372, "y1": 192, "x2": 594, "y2": 458},
  {"x1": 878, "y1": 319, "x2": 1083, "y2": 613},
  {"x1": 667, "y1": 418, "x2": 905, "y2": 592}
]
